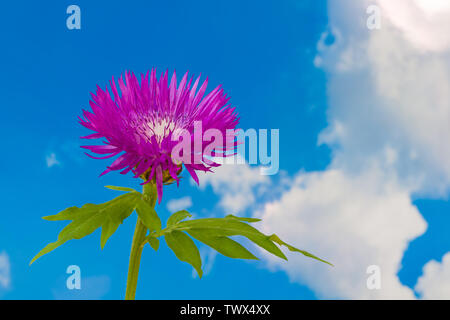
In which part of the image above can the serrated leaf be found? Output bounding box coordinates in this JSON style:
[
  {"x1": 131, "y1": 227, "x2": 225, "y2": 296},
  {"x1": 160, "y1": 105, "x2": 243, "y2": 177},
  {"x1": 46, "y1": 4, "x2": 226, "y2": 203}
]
[
  {"x1": 31, "y1": 192, "x2": 140, "y2": 264},
  {"x1": 146, "y1": 236, "x2": 160, "y2": 251},
  {"x1": 165, "y1": 230, "x2": 203, "y2": 278},
  {"x1": 167, "y1": 210, "x2": 192, "y2": 226},
  {"x1": 187, "y1": 229, "x2": 258, "y2": 260},
  {"x1": 225, "y1": 214, "x2": 261, "y2": 223},
  {"x1": 173, "y1": 218, "x2": 287, "y2": 260},
  {"x1": 105, "y1": 185, "x2": 137, "y2": 192},
  {"x1": 269, "y1": 234, "x2": 333, "y2": 266},
  {"x1": 136, "y1": 197, "x2": 161, "y2": 232}
]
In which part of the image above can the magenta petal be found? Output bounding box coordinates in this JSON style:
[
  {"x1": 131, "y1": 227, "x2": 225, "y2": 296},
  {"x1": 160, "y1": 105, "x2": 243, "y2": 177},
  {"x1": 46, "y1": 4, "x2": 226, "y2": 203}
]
[
  {"x1": 184, "y1": 164, "x2": 199, "y2": 185},
  {"x1": 82, "y1": 144, "x2": 118, "y2": 154},
  {"x1": 81, "y1": 133, "x2": 103, "y2": 139},
  {"x1": 84, "y1": 152, "x2": 119, "y2": 160}
]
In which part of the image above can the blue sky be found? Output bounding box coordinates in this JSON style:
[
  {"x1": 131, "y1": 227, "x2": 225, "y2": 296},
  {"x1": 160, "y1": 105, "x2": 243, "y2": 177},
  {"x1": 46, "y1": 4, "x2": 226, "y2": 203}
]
[{"x1": 1, "y1": 0, "x2": 450, "y2": 299}]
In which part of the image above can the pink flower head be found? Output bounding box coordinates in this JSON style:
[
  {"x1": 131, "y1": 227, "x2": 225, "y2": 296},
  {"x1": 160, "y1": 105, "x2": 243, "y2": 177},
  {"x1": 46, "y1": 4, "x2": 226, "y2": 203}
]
[{"x1": 79, "y1": 69, "x2": 239, "y2": 202}]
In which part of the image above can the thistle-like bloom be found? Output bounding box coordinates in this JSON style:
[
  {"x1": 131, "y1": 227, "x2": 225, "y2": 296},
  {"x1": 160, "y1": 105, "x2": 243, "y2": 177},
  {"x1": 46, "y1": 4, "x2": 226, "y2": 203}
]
[{"x1": 80, "y1": 69, "x2": 239, "y2": 202}]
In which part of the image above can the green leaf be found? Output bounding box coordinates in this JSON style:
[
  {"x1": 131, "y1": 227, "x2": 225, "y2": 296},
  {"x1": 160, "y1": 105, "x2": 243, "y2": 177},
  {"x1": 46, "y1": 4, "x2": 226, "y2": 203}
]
[
  {"x1": 187, "y1": 229, "x2": 258, "y2": 260},
  {"x1": 105, "y1": 185, "x2": 137, "y2": 193},
  {"x1": 146, "y1": 235, "x2": 160, "y2": 251},
  {"x1": 225, "y1": 214, "x2": 261, "y2": 223},
  {"x1": 269, "y1": 234, "x2": 333, "y2": 266},
  {"x1": 172, "y1": 218, "x2": 287, "y2": 260},
  {"x1": 165, "y1": 230, "x2": 203, "y2": 278},
  {"x1": 31, "y1": 192, "x2": 140, "y2": 264},
  {"x1": 136, "y1": 197, "x2": 161, "y2": 232},
  {"x1": 167, "y1": 210, "x2": 192, "y2": 226}
]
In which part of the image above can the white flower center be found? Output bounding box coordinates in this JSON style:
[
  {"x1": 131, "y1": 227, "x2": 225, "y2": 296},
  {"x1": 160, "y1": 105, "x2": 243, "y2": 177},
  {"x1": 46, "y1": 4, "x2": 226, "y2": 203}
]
[{"x1": 144, "y1": 117, "x2": 177, "y2": 143}]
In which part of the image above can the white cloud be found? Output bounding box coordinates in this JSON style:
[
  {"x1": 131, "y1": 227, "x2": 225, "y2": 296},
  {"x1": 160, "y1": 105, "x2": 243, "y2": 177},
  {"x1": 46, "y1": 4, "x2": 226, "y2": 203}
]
[
  {"x1": 415, "y1": 252, "x2": 450, "y2": 299},
  {"x1": 257, "y1": 168, "x2": 426, "y2": 299},
  {"x1": 414, "y1": 0, "x2": 450, "y2": 15},
  {"x1": 46, "y1": 152, "x2": 60, "y2": 168},
  {"x1": 196, "y1": 158, "x2": 270, "y2": 213},
  {"x1": 166, "y1": 196, "x2": 193, "y2": 212},
  {"x1": 0, "y1": 251, "x2": 11, "y2": 290},
  {"x1": 318, "y1": 0, "x2": 450, "y2": 196},
  {"x1": 378, "y1": 0, "x2": 450, "y2": 52}
]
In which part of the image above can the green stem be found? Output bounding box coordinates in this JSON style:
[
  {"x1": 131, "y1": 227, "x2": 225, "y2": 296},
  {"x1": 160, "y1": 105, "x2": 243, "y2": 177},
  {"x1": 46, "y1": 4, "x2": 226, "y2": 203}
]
[
  {"x1": 125, "y1": 182, "x2": 157, "y2": 300},
  {"x1": 124, "y1": 218, "x2": 147, "y2": 300}
]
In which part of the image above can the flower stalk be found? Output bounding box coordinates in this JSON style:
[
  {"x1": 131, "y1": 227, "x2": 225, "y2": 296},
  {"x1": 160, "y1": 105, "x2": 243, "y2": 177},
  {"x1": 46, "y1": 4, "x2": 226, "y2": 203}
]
[{"x1": 125, "y1": 182, "x2": 157, "y2": 300}]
